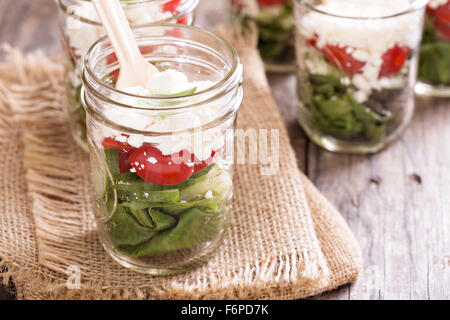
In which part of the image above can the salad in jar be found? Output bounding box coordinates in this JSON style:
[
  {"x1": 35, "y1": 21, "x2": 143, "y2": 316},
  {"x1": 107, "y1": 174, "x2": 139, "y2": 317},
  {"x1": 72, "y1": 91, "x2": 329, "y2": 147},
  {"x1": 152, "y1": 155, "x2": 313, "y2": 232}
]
[
  {"x1": 82, "y1": 25, "x2": 243, "y2": 274},
  {"x1": 231, "y1": 0, "x2": 295, "y2": 72},
  {"x1": 294, "y1": 0, "x2": 426, "y2": 153},
  {"x1": 57, "y1": 0, "x2": 199, "y2": 151},
  {"x1": 417, "y1": 0, "x2": 450, "y2": 96}
]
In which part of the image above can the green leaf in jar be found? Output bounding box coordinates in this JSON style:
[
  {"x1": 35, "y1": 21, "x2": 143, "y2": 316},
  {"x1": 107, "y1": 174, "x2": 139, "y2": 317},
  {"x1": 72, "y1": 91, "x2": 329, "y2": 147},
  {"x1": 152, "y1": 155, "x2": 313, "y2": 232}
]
[
  {"x1": 307, "y1": 73, "x2": 393, "y2": 142},
  {"x1": 107, "y1": 205, "x2": 157, "y2": 247},
  {"x1": 419, "y1": 42, "x2": 450, "y2": 85},
  {"x1": 258, "y1": 40, "x2": 288, "y2": 60},
  {"x1": 148, "y1": 209, "x2": 177, "y2": 231},
  {"x1": 419, "y1": 15, "x2": 450, "y2": 85},
  {"x1": 103, "y1": 159, "x2": 230, "y2": 257},
  {"x1": 123, "y1": 207, "x2": 225, "y2": 257}
]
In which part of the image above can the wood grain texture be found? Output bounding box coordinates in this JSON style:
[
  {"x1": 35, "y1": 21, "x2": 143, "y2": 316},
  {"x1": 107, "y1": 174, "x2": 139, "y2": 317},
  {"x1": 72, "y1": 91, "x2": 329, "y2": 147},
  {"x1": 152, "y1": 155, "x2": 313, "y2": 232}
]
[{"x1": 0, "y1": 0, "x2": 448, "y2": 300}]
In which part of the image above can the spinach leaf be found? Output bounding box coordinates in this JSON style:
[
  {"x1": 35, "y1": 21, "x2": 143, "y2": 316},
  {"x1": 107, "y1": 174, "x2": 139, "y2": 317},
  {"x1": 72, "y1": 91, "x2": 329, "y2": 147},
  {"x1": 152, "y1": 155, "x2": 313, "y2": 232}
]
[
  {"x1": 307, "y1": 73, "x2": 393, "y2": 142},
  {"x1": 123, "y1": 207, "x2": 225, "y2": 257},
  {"x1": 148, "y1": 209, "x2": 177, "y2": 231},
  {"x1": 107, "y1": 205, "x2": 157, "y2": 247},
  {"x1": 101, "y1": 152, "x2": 229, "y2": 257},
  {"x1": 419, "y1": 16, "x2": 450, "y2": 85}
]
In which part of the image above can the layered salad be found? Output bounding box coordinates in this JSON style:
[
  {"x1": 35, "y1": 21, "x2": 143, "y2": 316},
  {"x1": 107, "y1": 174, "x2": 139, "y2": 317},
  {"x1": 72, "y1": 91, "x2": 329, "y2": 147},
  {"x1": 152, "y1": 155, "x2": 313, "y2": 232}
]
[
  {"x1": 231, "y1": 0, "x2": 294, "y2": 70},
  {"x1": 91, "y1": 69, "x2": 232, "y2": 261},
  {"x1": 295, "y1": 0, "x2": 424, "y2": 148},
  {"x1": 58, "y1": 0, "x2": 195, "y2": 148},
  {"x1": 419, "y1": 0, "x2": 450, "y2": 87}
]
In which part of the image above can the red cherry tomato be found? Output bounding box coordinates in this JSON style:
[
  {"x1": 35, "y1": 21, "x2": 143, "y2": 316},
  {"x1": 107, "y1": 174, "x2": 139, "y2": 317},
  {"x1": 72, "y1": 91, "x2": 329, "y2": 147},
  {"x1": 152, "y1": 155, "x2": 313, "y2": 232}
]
[
  {"x1": 322, "y1": 44, "x2": 366, "y2": 74},
  {"x1": 163, "y1": 0, "x2": 181, "y2": 14},
  {"x1": 118, "y1": 151, "x2": 134, "y2": 174},
  {"x1": 176, "y1": 15, "x2": 188, "y2": 24},
  {"x1": 429, "y1": 1, "x2": 450, "y2": 23},
  {"x1": 308, "y1": 37, "x2": 365, "y2": 74},
  {"x1": 102, "y1": 137, "x2": 136, "y2": 174},
  {"x1": 379, "y1": 45, "x2": 410, "y2": 78},
  {"x1": 128, "y1": 143, "x2": 195, "y2": 186},
  {"x1": 434, "y1": 17, "x2": 450, "y2": 39},
  {"x1": 427, "y1": 2, "x2": 450, "y2": 39},
  {"x1": 102, "y1": 137, "x2": 134, "y2": 153},
  {"x1": 257, "y1": 0, "x2": 288, "y2": 6}
]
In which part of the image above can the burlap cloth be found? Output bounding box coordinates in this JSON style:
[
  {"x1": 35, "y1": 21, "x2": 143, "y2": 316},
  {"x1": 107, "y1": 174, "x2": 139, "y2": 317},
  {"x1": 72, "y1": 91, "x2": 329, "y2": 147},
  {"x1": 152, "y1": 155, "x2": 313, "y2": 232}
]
[{"x1": 0, "y1": 29, "x2": 361, "y2": 299}]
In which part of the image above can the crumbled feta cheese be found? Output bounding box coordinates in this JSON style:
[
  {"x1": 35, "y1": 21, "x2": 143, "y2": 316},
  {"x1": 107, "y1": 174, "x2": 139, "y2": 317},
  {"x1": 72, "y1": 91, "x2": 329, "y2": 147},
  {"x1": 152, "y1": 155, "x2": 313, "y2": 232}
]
[
  {"x1": 352, "y1": 49, "x2": 369, "y2": 62},
  {"x1": 204, "y1": 190, "x2": 213, "y2": 199},
  {"x1": 116, "y1": 135, "x2": 128, "y2": 143},
  {"x1": 428, "y1": 0, "x2": 448, "y2": 10},
  {"x1": 145, "y1": 69, "x2": 193, "y2": 95},
  {"x1": 147, "y1": 157, "x2": 158, "y2": 164},
  {"x1": 237, "y1": 0, "x2": 260, "y2": 17},
  {"x1": 353, "y1": 90, "x2": 369, "y2": 104}
]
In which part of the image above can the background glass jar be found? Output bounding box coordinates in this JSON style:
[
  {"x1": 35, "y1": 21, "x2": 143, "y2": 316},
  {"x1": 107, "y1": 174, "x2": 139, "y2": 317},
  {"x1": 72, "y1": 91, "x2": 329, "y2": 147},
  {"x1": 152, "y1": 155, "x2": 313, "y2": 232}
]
[
  {"x1": 82, "y1": 25, "x2": 243, "y2": 274},
  {"x1": 294, "y1": 0, "x2": 426, "y2": 154},
  {"x1": 416, "y1": 0, "x2": 450, "y2": 97},
  {"x1": 57, "y1": 0, "x2": 199, "y2": 151},
  {"x1": 230, "y1": 0, "x2": 295, "y2": 73}
]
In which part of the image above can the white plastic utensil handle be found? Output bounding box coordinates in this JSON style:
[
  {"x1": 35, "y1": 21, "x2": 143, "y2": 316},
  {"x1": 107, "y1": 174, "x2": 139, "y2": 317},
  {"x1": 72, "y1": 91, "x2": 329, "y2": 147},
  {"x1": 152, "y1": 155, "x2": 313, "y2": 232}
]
[{"x1": 92, "y1": 0, "x2": 158, "y2": 89}]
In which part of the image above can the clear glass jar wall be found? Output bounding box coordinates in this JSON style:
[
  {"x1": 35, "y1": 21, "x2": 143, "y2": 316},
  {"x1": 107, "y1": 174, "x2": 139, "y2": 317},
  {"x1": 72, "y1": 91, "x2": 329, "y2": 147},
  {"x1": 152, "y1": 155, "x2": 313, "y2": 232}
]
[
  {"x1": 294, "y1": 0, "x2": 427, "y2": 154},
  {"x1": 57, "y1": 0, "x2": 199, "y2": 151},
  {"x1": 416, "y1": 0, "x2": 450, "y2": 97},
  {"x1": 82, "y1": 25, "x2": 243, "y2": 274},
  {"x1": 230, "y1": 0, "x2": 295, "y2": 73}
]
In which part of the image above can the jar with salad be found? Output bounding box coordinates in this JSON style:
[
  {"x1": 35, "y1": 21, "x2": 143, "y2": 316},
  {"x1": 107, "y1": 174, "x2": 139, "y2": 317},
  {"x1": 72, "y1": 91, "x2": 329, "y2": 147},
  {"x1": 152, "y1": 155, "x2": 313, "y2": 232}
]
[
  {"x1": 82, "y1": 25, "x2": 243, "y2": 274},
  {"x1": 230, "y1": 0, "x2": 295, "y2": 72},
  {"x1": 57, "y1": 0, "x2": 199, "y2": 151},
  {"x1": 416, "y1": 0, "x2": 450, "y2": 97},
  {"x1": 294, "y1": 0, "x2": 427, "y2": 154}
]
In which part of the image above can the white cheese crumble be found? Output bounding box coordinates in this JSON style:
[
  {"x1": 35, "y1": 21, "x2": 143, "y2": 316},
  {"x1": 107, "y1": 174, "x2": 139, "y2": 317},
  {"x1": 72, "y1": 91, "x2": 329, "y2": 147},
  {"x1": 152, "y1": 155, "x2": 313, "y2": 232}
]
[
  {"x1": 204, "y1": 190, "x2": 214, "y2": 199},
  {"x1": 97, "y1": 69, "x2": 227, "y2": 162},
  {"x1": 428, "y1": 0, "x2": 448, "y2": 10}
]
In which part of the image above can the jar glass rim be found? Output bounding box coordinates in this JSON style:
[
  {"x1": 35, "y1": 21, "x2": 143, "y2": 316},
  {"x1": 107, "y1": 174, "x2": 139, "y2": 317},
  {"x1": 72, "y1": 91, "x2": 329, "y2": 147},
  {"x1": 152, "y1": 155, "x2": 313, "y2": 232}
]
[
  {"x1": 57, "y1": 0, "x2": 199, "y2": 26},
  {"x1": 295, "y1": 0, "x2": 428, "y2": 20},
  {"x1": 82, "y1": 24, "x2": 242, "y2": 112}
]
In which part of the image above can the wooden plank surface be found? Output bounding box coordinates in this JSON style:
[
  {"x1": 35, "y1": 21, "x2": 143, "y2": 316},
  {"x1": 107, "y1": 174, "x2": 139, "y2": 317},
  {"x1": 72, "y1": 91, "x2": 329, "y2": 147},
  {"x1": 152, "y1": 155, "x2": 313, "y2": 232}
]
[{"x1": 0, "y1": 0, "x2": 449, "y2": 300}]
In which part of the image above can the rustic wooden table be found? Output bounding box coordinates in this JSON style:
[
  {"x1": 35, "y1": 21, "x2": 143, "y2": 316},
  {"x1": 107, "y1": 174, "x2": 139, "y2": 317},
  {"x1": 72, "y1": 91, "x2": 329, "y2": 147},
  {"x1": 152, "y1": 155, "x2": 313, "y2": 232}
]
[{"x1": 1, "y1": 0, "x2": 449, "y2": 300}]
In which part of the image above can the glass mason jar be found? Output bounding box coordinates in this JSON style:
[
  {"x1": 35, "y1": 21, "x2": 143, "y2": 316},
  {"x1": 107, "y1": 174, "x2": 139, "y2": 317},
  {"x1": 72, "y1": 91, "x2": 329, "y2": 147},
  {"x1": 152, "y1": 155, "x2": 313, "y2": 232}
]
[
  {"x1": 416, "y1": 0, "x2": 450, "y2": 97},
  {"x1": 230, "y1": 0, "x2": 295, "y2": 73},
  {"x1": 57, "y1": 0, "x2": 199, "y2": 152},
  {"x1": 294, "y1": 0, "x2": 427, "y2": 154},
  {"x1": 81, "y1": 25, "x2": 243, "y2": 274}
]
